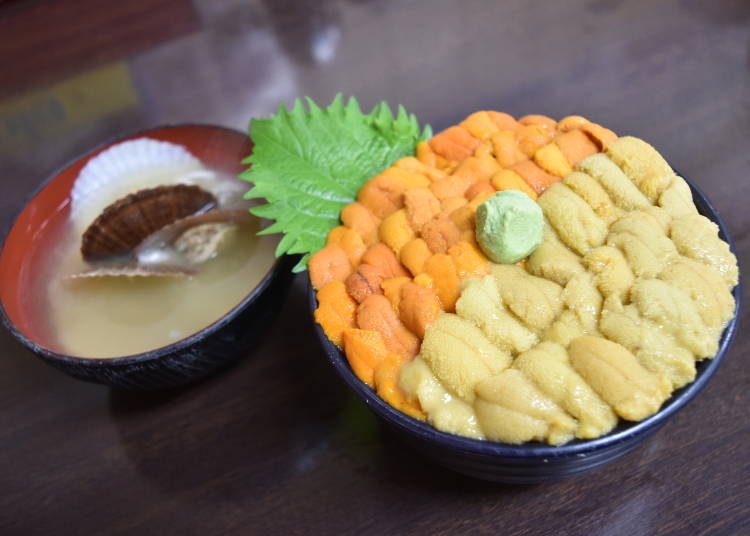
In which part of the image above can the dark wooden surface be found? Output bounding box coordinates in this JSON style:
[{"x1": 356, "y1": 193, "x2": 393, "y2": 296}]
[{"x1": 1, "y1": 1, "x2": 749, "y2": 534}]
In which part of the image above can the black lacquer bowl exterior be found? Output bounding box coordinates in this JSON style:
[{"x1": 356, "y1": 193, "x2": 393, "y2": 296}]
[{"x1": 309, "y1": 177, "x2": 741, "y2": 484}]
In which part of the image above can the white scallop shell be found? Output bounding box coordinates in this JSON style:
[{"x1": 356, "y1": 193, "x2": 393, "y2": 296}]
[
  {"x1": 65, "y1": 264, "x2": 193, "y2": 280},
  {"x1": 176, "y1": 168, "x2": 248, "y2": 210},
  {"x1": 70, "y1": 138, "x2": 206, "y2": 230}
]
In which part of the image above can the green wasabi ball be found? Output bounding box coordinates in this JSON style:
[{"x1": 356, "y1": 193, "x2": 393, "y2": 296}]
[{"x1": 475, "y1": 190, "x2": 544, "y2": 264}]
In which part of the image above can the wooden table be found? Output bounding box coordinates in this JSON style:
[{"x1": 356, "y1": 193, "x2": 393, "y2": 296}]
[{"x1": 1, "y1": 1, "x2": 748, "y2": 534}]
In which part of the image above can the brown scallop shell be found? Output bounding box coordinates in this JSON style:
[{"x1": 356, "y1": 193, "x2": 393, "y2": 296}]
[{"x1": 80, "y1": 184, "x2": 217, "y2": 262}]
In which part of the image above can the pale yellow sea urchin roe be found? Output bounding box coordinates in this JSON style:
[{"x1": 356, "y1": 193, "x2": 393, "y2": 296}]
[
  {"x1": 415, "y1": 313, "x2": 511, "y2": 403},
  {"x1": 399, "y1": 357, "x2": 483, "y2": 439},
  {"x1": 456, "y1": 276, "x2": 538, "y2": 355},
  {"x1": 399, "y1": 136, "x2": 738, "y2": 445},
  {"x1": 598, "y1": 300, "x2": 697, "y2": 390},
  {"x1": 513, "y1": 342, "x2": 617, "y2": 439},
  {"x1": 474, "y1": 369, "x2": 577, "y2": 445},
  {"x1": 568, "y1": 336, "x2": 671, "y2": 421}
]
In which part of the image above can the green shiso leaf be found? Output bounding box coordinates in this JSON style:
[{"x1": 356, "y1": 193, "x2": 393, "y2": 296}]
[{"x1": 240, "y1": 94, "x2": 432, "y2": 273}]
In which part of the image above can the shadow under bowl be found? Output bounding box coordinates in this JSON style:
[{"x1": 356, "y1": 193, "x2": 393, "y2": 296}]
[
  {"x1": 309, "y1": 176, "x2": 741, "y2": 484},
  {"x1": 0, "y1": 124, "x2": 294, "y2": 390}
]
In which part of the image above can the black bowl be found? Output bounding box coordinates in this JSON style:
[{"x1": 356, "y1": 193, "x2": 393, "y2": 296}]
[
  {"x1": 0, "y1": 124, "x2": 295, "y2": 390},
  {"x1": 309, "y1": 177, "x2": 741, "y2": 483}
]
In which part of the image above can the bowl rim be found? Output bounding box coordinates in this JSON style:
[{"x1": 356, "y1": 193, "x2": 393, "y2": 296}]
[
  {"x1": 309, "y1": 174, "x2": 742, "y2": 459},
  {"x1": 0, "y1": 122, "x2": 284, "y2": 367}
]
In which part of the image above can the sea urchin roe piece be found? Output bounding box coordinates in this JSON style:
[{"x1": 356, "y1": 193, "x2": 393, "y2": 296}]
[
  {"x1": 399, "y1": 238, "x2": 432, "y2": 275},
  {"x1": 326, "y1": 226, "x2": 366, "y2": 267},
  {"x1": 557, "y1": 115, "x2": 590, "y2": 132},
  {"x1": 598, "y1": 303, "x2": 697, "y2": 390},
  {"x1": 658, "y1": 176, "x2": 697, "y2": 218},
  {"x1": 669, "y1": 213, "x2": 739, "y2": 287},
  {"x1": 562, "y1": 171, "x2": 624, "y2": 225},
  {"x1": 490, "y1": 264, "x2": 563, "y2": 333},
  {"x1": 538, "y1": 183, "x2": 608, "y2": 256},
  {"x1": 534, "y1": 143, "x2": 573, "y2": 178},
  {"x1": 428, "y1": 125, "x2": 480, "y2": 161},
  {"x1": 356, "y1": 294, "x2": 419, "y2": 360},
  {"x1": 419, "y1": 313, "x2": 511, "y2": 403},
  {"x1": 379, "y1": 209, "x2": 415, "y2": 255},
  {"x1": 659, "y1": 257, "x2": 735, "y2": 329},
  {"x1": 581, "y1": 245, "x2": 634, "y2": 299},
  {"x1": 461, "y1": 111, "x2": 500, "y2": 140},
  {"x1": 474, "y1": 369, "x2": 577, "y2": 445},
  {"x1": 398, "y1": 281, "x2": 442, "y2": 338},
  {"x1": 342, "y1": 328, "x2": 390, "y2": 386},
  {"x1": 309, "y1": 243, "x2": 353, "y2": 290},
  {"x1": 423, "y1": 253, "x2": 461, "y2": 311},
  {"x1": 576, "y1": 154, "x2": 650, "y2": 211},
  {"x1": 403, "y1": 187, "x2": 441, "y2": 231},
  {"x1": 455, "y1": 275, "x2": 538, "y2": 355},
  {"x1": 399, "y1": 357, "x2": 483, "y2": 438},
  {"x1": 341, "y1": 202, "x2": 380, "y2": 246},
  {"x1": 475, "y1": 190, "x2": 544, "y2": 264},
  {"x1": 491, "y1": 169, "x2": 538, "y2": 200},
  {"x1": 606, "y1": 136, "x2": 674, "y2": 202},
  {"x1": 513, "y1": 342, "x2": 617, "y2": 439},
  {"x1": 526, "y1": 224, "x2": 585, "y2": 287},
  {"x1": 568, "y1": 336, "x2": 671, "y2": 421},
  {"x1": 314, "y1": 280, "x2": 357, "y2": 347},
  {"x1": 374, "y1": 354, "x2": 426, "y2": 420},
  {"x1": 381, "y1": 276, "x2": 411, "y2": 310},
  {"x1": 630, "y1": 278, "x2": 714, "y2": 358}
]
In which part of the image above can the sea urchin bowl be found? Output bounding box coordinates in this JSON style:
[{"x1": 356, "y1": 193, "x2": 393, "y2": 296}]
[
  {"x1": 309, "y1": 176, "x2": 741, "y2": 484},
  {"x1": 0, "y1": 125, "x2": 294, "y2": 390}
]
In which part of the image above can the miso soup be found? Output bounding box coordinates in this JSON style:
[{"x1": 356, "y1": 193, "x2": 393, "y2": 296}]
[
  {"x1": 31, "y1": 140, "x2": 279, "y2": 358},
  {"x1": 37, "y1": 216, "x2": 277, "y2": 358}
]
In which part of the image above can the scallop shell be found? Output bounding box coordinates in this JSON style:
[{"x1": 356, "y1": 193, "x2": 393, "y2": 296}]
[
  {"x1": 65, "y1": 264, "x2": 194, "y2": 280},
  {"x1": 81, "y1": 184, "x2": 217, "y2": 262},
  {"x1": 179, "y1": 170, "x2": 249, "y2": 210},
  {"x1": 174, "y1": 222, "x2": 238, "y2": 264},
  {"x1": 135, "y1": 210, "x2": 251, "y2": 266},
  {"x1": 71, "y1": 138, "x2": 205, "y2": 229}
]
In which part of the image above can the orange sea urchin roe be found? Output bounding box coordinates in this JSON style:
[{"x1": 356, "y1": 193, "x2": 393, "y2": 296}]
[{"x1": 311, "y1": 111, "x2": 617, "y2": 417}]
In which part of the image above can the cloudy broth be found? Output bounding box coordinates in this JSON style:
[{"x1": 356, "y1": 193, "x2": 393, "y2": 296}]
[{"x1": 35, "y1": 166, "x2": 278, "y2": 358}]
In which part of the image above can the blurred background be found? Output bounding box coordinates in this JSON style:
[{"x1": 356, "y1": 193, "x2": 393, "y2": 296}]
[{"x1": 2, "y1": 0, "x2": 749, "y2": 225}]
